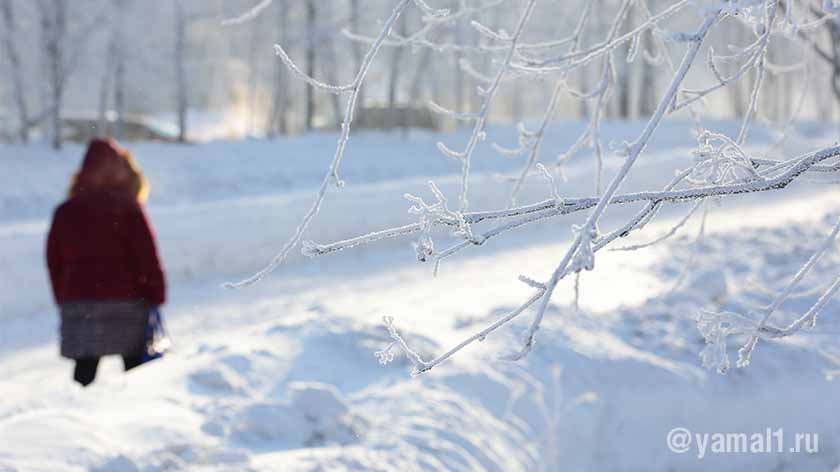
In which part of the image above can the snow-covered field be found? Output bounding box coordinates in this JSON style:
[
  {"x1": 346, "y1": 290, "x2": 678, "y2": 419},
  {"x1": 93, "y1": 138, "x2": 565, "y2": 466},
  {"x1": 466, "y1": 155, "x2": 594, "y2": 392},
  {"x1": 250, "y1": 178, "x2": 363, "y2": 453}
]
[{"x1": 2, "y1": 121, "x2": 840, "y2": 471}]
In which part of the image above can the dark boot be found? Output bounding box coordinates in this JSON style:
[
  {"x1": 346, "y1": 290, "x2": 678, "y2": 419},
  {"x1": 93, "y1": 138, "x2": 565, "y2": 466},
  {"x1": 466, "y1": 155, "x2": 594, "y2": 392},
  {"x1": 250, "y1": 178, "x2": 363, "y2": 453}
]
[
  {"x1": 123, "y1": 354, "x2": 143, "y2": 371},
  {"x1": 73, "y1": 357, "x2": 100, "y2": 387}
]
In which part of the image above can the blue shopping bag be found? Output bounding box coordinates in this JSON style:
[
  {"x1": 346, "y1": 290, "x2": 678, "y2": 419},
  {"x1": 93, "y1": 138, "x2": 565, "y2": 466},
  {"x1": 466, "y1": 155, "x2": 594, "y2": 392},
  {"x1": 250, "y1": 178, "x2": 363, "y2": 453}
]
[{"x1": 141, "y1": 305, "x2": 171, "y2": 364}]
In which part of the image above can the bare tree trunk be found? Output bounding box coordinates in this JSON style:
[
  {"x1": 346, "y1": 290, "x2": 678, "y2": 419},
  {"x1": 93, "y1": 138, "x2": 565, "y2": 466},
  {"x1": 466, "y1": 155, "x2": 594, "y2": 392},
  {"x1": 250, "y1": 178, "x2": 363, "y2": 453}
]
[
  {"x1": 50, "y1": 3, "x2": 66, "y2": 150},
  {"x1": 616, "y1": 9, "x2": 633, "y2": 120},
  {"x1": 834, "y1": 71, "x2": 840, "y2": 112},
  {"x1": 829, "y1": 23, "x2": 840, "y2": 107},
  {"x1": 511, "y1": 79, "x2": 523, "y2": 122},
  {"x1": 349, "y1": 0, "x2": 365, "y2": 126},
  {"x1": 97, "y1": 51, "x2": 113, "y2": 137},
  {"x1": 764, "y1": 43, "x2": 781, "y2": 122},
  {"x1": 812, "y1": 59, "x2": 832, "y2": 121},
  {"x1": 638, "y1": 21, "x2": 657, "y2": 117},
  {"x1": 617, "y1": 74, "x2": 631, "y2": 119},
  {"x1": 266, "y1": 0, "x2": 289, "y2": 137},
  {"x1": 729, "y1": 79, "x2": 746, "y2": 119},
  {"x1": 577, "y1": 1, "x2": 593, "y2": 120},
  {"x1": 408, "y1": 47, "x2": 433, "y2": 106},
  {"x1": 811, "y1": 4, "x2": 840, "y2": 105},
  {"x1": 583, "y1": 0, "x2": 610, "y2": 120},
  {"x1": 325, "y1": 40, "x2": 343, "y2": 130},
  {"x1": 109, "y1": 0, "x2": 129, "y2": 139},
  {"x1": 578, "y1": 68, "x2": 591, "y2": 119},
  {"x1": 1, "y1": 0, "x2": 31, "y2": 143},
  {"x1": 38, "y1": 0, "x2": 68, "y2": 150},
  {"x1": 114, "y1": 53, "x2": 126, "y2": 139},
  {"x1": 453, "y1": 0, "x2": 464, "y2": 117},
  {"x1": 174, "y1": 1, "x2": 188, "y2": 143},
  {"x1": 726, "y1": 22, "x2": 746, "y2": 118},
  {"x1": 320, "y1": 2, "x2": 341, "y2": 130},
  {"x1": 777, "y1": 1, "x2": 837, "y2": 120},
  {"x1": 388, "y1": 10, "x2": 407, "y2": 132},
  {"x1": 305, "y1": 0, "x2": 316, "y2": 131},
  {"x1": 245, "y1": 3, "x2": 270, "y2": 137},
  {"x1": 247, "y1": 14, "x2": 260, "y2": 136},
  {"x1": 98, "y1": 2, "x2": 119, "y2": 138},
  {"x1": 430, "y1": 48, "x2": 444, "y2": 129}
]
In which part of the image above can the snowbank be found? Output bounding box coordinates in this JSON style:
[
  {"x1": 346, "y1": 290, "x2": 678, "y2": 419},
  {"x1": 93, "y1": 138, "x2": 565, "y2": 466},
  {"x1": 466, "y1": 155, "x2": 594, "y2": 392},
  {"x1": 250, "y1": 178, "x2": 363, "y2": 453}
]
[{"x1": 2, "y1": 121, "x2": 840, "y2": 470}]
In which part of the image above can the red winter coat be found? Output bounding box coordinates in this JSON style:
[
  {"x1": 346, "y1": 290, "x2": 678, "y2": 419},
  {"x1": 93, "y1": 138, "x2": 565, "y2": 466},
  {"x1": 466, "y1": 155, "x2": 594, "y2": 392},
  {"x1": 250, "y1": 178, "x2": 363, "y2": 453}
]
[{"x1": 46, "y1": 191, "x2": 166, "y2": 306}]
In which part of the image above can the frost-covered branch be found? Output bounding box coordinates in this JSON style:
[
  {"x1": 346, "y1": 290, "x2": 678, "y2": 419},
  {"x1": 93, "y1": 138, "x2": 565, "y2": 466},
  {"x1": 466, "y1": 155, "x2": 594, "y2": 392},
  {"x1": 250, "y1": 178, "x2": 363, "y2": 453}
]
[
  {"x1": 236, "y1": 0, "x2": 840, "y2": 376},
  {"x1": 699, "y1": 218, "x2": 840, "y2": 374},
  {"x1": 221, "y1": 0, "x2": 273, "y2": 26},
  {"x1": 609, "y1": 200, "x2": 703, "y2": 252},
  {"x1": 225, "y1": 0, "x2": 414, "y2": 287},
  {"x1": 380, "y1": 284, "x2": 547, "y2": 375},
  {"x1": 736, "y1": 1, "x2": 778, "y2": 145},
  {"x1": 735, "y1": 217, "x2": 840, "y2": 368},
  {"x1": 436, "y1": 0, "x2": 538, "y2": 213},
  {"x1": 490, "y1": 12, "x2": 722, "y2": 362},
  {"x1": 511, "y1": 0, "x2": 691, "y2": 74},
  {"x1": 505, "y1": 0, "x2": 599, "y2": 206},
  {"x1": 303, "y1": 144, "x2": 840, "y2": 258},
  {"x1": 367, "y1": 12, "x2": 724, "y2": 371}
]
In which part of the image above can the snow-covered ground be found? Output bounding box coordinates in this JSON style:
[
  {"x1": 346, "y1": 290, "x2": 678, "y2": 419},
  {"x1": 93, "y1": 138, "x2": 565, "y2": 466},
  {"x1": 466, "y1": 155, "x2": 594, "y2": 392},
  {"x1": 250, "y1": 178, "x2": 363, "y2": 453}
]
[{"x1": 2, "y1": 121, "x2": 840, "y2": 471}]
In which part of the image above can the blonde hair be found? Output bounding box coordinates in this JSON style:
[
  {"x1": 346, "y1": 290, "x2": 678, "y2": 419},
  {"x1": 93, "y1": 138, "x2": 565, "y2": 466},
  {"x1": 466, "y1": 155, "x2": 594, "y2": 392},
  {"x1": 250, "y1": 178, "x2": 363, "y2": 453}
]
[
  {"x1": 124, "y1": 151, "x2": 150, "y2": 203},
  {"x1": 69, "y1": 147, "x2": 150, "y2": 203}
]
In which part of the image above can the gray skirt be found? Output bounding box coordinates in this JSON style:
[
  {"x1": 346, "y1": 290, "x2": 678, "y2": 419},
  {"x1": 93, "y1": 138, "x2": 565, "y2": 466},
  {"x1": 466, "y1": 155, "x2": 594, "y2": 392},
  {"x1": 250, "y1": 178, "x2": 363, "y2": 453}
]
[{"x1": 59, "y1": 300, "x2": 147, "y2": 359}]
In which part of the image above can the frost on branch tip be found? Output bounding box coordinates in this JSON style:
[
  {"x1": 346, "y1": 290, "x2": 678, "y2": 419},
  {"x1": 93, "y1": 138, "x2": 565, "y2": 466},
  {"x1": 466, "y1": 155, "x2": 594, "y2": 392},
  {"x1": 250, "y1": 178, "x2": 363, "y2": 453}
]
[
  {"x1": 491, "y1": 122, "x2": 539, "y2": 158},
  {"x1": 696, "y1": 309, "x2": 758, "y2": 374},
  {"x1": 221, "y1": 0, "x2": 272, "y2": 26},
  {"x1": 436, "y1": 141, "x2": 466, "y2": 160},
  {"x1": 374, "y1": 342, "x2": 396, "y2": 366},
  {"x1": 471, "y1": 20, "x2": 512, "y2": 42},
  {"x1": 536, "y1": 163, "x2": 564, "y2": 210},
  {"x1": 688, "y1": 130, "x2": 762, "y2": 186},
  {"x1": 625, "y1": 32, "x2": 641, "y2": 63},
  {"x1": 380, "y1": 316, "x2": 431, "y2": 376},
  {"x1": 609, "y1": 140, "x2": 632, "y2": 158},
  {"x1": 518, "y1": 274, "x2": 546, "y2": 290},
  {"x1": 412, "y1": 233, "x2": 434, "y2": 262},
  {"x1": 500, "y1": 326, "x2": 538, "y2": 362},
  {"x1": 570, "y1": 224, "x2": 598, "y2": 273},
  {"x1": 697, "y1": 272, "x2": 840, "y2": 373},
  {"x1": 428, "y1": 100, "x2": 479, "y2": 121},
  {"x1": 404, "y1": 182, "x2": 477, "y2": 262},
  {"x1": 411, "y1": 0, "x2": 450, "y2": 18},
  {"x1": 301, "y1": 240, "x2": 327, "y2": 258}
]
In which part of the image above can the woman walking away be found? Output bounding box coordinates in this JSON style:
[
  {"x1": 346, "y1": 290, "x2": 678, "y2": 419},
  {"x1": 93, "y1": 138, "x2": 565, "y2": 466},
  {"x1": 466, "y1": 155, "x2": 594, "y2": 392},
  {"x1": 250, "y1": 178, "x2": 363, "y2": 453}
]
[{"x1": 46, "y1": 138, "x2": 166, "y2": 387}]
